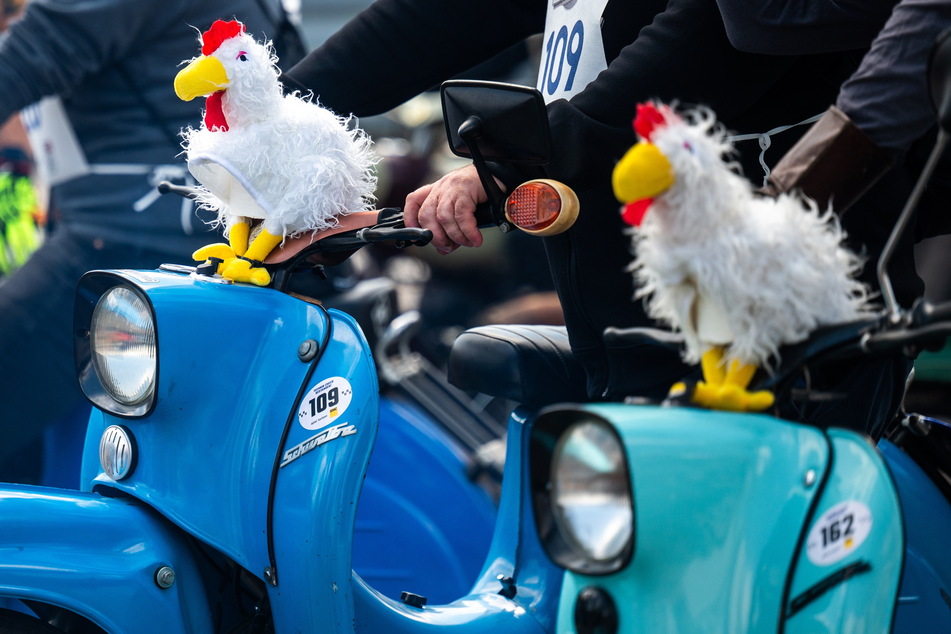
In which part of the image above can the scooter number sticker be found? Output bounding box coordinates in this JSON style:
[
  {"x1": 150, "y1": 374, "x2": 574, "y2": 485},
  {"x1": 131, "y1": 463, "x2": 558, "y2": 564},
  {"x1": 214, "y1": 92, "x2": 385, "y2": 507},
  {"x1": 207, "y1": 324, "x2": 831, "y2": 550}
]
[
  {"x1": 805, "y1": 500, "x2": 873, "y2": 566},
  {"x1": 298, "y1": 377, "x2": 353, "y2": 430}
]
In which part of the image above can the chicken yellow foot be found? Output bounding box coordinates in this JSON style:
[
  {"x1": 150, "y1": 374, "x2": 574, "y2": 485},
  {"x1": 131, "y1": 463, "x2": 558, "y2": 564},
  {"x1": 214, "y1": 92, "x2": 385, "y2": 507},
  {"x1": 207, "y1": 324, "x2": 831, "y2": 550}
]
[
  {"x1": 670, "y1": 347, "x2": 774, "y2": 412},
  {"x1": 191, "y1": 220, "x2": 253, "y2": 275},
  {"x1": 193, "y1": 242, "x2": 238, "y2": 275},
  {"x1": 220, "y1": 227, "x2": 283, "y2": 286},
  {"x1": 221, "y1": 257, "x2": 272, "y2": 286}
]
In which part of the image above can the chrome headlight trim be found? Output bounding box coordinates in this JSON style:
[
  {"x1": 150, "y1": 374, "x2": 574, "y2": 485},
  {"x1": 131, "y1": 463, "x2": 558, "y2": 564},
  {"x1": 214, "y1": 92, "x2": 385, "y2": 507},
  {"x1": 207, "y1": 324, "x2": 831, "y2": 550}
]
[
  {"x1": 75, "y1": 272, "x2": 158, "y2": 418},
  {"x1": 530, "y1": 407, "x2": 635, "y2": 575}
]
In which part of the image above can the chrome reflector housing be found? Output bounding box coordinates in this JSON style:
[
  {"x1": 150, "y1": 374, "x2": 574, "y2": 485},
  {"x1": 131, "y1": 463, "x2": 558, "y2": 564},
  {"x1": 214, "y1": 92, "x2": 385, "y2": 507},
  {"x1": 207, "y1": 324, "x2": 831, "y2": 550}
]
[
  {"x1": 75, "y1": 274, "x2": 158, "y2": 418},
  {"x1": 552, "y1": 420, "x2": 633, "y2": 562},
  {"x1": 90, "y1": 286, "x2": 157, "y2": 405},
  {"x1": 530, "y1": 408, "x2": 635, "y2": 574}
]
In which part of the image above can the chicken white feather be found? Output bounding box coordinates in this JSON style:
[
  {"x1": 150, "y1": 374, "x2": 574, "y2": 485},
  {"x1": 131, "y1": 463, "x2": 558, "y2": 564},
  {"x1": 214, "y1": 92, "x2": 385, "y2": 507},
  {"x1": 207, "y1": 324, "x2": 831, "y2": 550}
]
[
  {"x1": 176, "y1": 20, "x2": 377, "y2": 240},
  {"x1": 615, "y1": 103, "x2": 873, "y2": 373}
]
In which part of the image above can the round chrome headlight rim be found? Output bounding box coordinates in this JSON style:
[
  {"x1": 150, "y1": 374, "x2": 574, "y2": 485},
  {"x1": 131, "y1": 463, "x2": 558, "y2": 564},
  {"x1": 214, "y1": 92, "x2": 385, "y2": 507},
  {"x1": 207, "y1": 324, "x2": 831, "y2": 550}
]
[
  {"x1": 530, "y1": 407, "x2": 635, "y2": 575},
  {"x1": 75, "y1": 273, "x2": 159, "y2": 418}
]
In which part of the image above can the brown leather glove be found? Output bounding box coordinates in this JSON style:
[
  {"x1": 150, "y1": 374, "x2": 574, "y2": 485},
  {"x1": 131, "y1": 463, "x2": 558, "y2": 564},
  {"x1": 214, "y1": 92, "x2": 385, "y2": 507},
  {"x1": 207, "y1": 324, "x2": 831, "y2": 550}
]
[{"x1": 761, "y1": 106, "x2": 893, "y2": 215}]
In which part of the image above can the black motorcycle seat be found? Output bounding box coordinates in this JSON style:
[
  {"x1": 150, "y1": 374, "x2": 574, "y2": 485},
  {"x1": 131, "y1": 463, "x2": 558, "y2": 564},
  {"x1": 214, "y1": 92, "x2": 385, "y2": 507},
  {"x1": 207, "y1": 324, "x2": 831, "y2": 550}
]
[{"x1": 447, "y1": 325, "x2": 590, "y2": 408}]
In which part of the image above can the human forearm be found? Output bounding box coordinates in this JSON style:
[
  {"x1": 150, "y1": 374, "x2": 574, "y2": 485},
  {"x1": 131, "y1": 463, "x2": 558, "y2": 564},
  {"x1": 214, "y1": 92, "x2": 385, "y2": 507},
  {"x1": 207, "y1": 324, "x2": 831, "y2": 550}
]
[{"x1": 282, "y1": 0, "x2": 544, "y2": 117}]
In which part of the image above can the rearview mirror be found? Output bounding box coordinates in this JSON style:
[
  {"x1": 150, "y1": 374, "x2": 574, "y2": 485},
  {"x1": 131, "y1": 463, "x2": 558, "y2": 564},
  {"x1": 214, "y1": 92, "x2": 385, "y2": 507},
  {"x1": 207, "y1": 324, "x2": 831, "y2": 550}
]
[{"x1": 441, "y1": 80, "x2": 551, "y2": 165}]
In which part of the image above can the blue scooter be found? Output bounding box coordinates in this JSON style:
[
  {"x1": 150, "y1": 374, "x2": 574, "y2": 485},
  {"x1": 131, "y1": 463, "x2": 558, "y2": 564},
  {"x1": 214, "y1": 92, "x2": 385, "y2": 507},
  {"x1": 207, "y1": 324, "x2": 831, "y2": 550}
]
[{"x1": 0, "y1": 81, "x2": 581, "y2": 632}]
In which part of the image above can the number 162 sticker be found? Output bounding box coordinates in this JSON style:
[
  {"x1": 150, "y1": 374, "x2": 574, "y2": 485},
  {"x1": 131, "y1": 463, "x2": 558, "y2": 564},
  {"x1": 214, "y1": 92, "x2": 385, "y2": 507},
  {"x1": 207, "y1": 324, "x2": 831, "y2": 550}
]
[{"x1": 805, "y1": 500, "x2": 873, "y2": 566}]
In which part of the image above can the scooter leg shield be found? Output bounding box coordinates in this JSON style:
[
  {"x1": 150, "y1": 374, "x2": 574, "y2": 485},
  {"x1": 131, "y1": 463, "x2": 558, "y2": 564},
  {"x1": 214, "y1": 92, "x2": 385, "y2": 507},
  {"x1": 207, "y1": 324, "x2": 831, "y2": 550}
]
[{"x1": 0, "y1": 484, "x2": 212, "y2": 633}]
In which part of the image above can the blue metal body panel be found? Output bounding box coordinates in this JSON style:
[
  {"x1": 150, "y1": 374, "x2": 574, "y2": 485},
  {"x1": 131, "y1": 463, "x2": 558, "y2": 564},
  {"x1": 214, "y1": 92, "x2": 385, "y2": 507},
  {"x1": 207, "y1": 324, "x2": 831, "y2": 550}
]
[
  {"x1": 880, "y1": 439, "x2": 951, "y2": 632},
  {"x1": 351, "y1": 407, "x2": 563, "y2": 633},
  {"x1": 78, "y1": 270, "x2": 340, "y2": 582},
  {"x1": 44, "y1": 268, "x2": 499, "y2": 631},
  {"x1": 0, "y1": 484, "x2": 211, "y2": 633},
  {"x1": 353, "y1": 395, "x2": 496, "y2": 605}
]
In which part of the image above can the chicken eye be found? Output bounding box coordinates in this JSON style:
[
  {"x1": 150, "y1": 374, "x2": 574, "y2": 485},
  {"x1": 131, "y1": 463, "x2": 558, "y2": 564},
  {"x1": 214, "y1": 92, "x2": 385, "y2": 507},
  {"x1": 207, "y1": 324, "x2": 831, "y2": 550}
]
[
  {"x1": 683, "y1": 141, "x2": 695, "y2": 154},
  {"x1": 237, "y1": 51, "x2": 249, "y2": 61}
]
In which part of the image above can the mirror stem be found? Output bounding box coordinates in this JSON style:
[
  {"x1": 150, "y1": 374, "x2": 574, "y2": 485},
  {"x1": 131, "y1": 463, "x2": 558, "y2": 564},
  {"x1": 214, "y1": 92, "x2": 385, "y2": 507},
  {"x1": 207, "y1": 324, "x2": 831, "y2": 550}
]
[
  {"x1": 877, "y1": 129, "x2": 949, "y2": 323},
  {"x1": 458, "y1": 117, "x2": 512, "y2": 230}
]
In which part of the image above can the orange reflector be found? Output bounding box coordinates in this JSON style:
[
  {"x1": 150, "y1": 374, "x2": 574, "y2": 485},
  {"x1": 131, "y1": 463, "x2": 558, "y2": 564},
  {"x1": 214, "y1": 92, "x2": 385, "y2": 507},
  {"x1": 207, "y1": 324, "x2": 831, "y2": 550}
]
[
  {"x1": 503, "y1": 179, "x2": 579, "y2": 236},
  {"x1": 505, "y1": 181, "x2": 562, "y2": 232}
]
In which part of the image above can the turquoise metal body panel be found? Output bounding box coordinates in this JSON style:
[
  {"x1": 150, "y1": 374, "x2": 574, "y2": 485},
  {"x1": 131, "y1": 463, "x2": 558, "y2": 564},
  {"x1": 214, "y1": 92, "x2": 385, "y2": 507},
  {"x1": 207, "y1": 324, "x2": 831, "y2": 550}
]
[
  {"x1": 0, "y1": 484, "x2": 211, "y2": 633},
  {"x1": 783, "y1": 430, "x2": 903, "y2": 633},
  {"x1": 554, "y1": 406, "x2": 905, "y2": 633},
  {"x1": 556, "y1": 405, "x2": 832, "y2": 633}
]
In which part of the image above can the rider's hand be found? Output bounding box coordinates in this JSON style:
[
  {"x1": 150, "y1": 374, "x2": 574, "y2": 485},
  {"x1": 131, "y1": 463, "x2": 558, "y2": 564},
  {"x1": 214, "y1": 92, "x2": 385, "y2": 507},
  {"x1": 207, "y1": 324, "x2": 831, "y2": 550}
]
[{"x1": 404, "y1": 164, "x2": 503, "y2": 255}]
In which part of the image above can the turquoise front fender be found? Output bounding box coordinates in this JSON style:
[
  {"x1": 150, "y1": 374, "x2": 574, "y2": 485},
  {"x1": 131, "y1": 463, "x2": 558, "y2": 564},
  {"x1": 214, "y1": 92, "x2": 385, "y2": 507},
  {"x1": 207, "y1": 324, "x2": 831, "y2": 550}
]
[{"x1": 0, "y1": 484, "x2": 211, "y2": 633}]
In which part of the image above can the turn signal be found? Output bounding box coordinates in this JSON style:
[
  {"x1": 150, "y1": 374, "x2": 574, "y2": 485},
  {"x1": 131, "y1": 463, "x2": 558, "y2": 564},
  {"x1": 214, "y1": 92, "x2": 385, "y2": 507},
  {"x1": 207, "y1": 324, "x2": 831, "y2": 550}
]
[{"x1": 505, "y1": 179, "x2": 579, "y2": 236}]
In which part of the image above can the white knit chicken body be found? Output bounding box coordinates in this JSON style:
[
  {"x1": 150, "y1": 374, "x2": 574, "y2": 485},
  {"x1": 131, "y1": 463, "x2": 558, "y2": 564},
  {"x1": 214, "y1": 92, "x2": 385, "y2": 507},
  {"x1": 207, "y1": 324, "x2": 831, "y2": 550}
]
[
  {"x1": 612, "y1": 103, "x2": 872, "y2": 410},
  {"x1": 175, "y1": 20, "x2": 376, "y2": 248}
]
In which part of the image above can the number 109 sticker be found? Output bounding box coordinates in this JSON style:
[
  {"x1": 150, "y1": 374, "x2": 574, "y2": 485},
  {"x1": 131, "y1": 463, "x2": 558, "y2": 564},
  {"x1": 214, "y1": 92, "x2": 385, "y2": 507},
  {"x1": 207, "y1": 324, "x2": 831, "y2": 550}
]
[
  {"x1": 298, "y1": 377, "x2": 353, "y2": 430},
  {"x1": 805, "y1": 500, "x2": 873, "y2": 566}
]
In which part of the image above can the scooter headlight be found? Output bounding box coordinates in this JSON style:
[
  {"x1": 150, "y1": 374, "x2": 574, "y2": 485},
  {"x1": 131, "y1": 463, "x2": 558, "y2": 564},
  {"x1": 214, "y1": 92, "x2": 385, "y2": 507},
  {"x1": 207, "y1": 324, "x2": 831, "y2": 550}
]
[
  {"x1": 76, "y1": 275, "x2": 158, "y2": 417},
  {"x1": 531, "y1": 408, "x2": 634, "y2": 574},
  {"x1": 91, "y1": 287, "x2": 156, "y2": 404}
]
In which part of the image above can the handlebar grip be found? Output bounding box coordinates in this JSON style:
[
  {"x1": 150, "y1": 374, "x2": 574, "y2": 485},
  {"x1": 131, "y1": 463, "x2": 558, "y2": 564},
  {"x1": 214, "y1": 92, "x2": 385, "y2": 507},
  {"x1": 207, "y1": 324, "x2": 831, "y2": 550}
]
[
  {"x1": 157, "y1": 180, "x2": 199, "y2": 200},
  {"x1": 912, "y1": 299, "x2": 951, "y2": 327},
  {"x1": 862, "y1": 323, "x2": 951, "y2": 354},
  {"x1": 474, "y1": 202, "x2": 499, "y2": 228}
]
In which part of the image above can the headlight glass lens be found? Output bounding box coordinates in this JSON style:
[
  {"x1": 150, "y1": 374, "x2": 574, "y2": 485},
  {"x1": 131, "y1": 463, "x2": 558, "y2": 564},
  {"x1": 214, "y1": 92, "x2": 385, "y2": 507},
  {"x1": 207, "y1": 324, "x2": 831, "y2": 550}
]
[
  {"x1": 552, "y1": 419, "x2": 633, "y2": 562},
  {"x1": 90, "y1": 286, "x2": 156, "y2": 405}
]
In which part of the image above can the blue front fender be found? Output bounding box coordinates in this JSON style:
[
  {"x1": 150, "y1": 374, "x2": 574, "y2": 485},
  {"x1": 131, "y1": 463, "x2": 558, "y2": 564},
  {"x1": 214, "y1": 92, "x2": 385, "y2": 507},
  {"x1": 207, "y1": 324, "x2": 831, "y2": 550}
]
[{"x1": 0, "y1": 484, "x2": 211, "y2": 633}]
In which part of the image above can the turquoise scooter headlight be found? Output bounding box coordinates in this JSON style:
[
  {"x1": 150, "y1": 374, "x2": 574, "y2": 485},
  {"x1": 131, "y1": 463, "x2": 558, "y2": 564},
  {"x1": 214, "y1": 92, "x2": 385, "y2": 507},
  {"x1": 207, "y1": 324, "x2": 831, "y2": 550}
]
[{"x1": 530, "y1": 407, "x2": 635, "y2": 575}]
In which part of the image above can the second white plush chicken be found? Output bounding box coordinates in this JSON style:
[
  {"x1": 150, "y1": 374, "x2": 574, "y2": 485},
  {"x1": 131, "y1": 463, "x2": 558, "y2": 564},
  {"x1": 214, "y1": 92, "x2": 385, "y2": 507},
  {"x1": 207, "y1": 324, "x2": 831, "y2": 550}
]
[
  {"x1": 613, "y1": 103, "x2": 872, "y2": 412},
  {"x1": 174, "y1": 20, "x2": 376, "y2": 285}
]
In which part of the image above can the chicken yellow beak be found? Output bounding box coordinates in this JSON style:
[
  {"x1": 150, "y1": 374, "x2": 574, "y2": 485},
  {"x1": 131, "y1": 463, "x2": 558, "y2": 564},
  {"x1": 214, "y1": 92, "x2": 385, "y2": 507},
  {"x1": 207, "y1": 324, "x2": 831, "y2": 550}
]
[
  {"x1": 174, "y1": 55, "x2": 229, "y2": 101},
  {"x1": 612, "y1": 141, "x2": 675, "y2": 203}
]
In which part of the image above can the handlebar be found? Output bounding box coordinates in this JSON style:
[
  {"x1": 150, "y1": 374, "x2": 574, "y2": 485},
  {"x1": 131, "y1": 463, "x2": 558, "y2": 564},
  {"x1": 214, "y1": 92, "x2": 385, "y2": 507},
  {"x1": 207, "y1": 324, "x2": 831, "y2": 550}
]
[{"x1": 157, "y1": 181, "x2": 199, "y2": 199}]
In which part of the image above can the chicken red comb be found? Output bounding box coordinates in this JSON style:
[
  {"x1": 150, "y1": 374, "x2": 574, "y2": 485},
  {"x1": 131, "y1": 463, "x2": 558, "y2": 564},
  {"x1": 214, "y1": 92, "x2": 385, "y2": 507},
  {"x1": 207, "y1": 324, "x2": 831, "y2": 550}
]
[
  {"x1": 633, "y1": 103, "x2": 667, "y2": 141},
  {"x1": 201, "y1": 20, "x2": 246, "y2": 56}
]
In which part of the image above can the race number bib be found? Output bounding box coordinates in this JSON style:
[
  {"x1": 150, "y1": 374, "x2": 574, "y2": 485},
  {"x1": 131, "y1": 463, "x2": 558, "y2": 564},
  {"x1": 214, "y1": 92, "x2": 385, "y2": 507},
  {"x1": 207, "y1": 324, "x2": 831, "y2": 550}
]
[
  {"x1": 536, "y1": 0, "x2": 610, "y2": 103},
  {"x1": 20, "y1": 96, "x2": 91, "y2": 186}
]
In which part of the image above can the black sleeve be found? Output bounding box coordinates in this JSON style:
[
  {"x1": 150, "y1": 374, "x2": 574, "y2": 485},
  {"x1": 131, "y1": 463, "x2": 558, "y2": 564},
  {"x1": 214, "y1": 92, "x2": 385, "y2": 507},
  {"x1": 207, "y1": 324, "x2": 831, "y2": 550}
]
[
  {"x1": 714, "y1": 0, "x2": 895, "y2": 55},
  {"x1": 540, "y1": 0, "x2": 814, "y2": 189},
  {"x1": 283, "y1": 0, "x2": 545, "y2": 117}
]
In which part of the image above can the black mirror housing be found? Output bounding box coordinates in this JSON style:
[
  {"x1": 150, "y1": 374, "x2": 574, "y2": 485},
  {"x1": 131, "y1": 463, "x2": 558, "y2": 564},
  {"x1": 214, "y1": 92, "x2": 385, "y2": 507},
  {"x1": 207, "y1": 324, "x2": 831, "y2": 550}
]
[{"x1": 441, "y1": 80, "x2": 552, "y2": 165}]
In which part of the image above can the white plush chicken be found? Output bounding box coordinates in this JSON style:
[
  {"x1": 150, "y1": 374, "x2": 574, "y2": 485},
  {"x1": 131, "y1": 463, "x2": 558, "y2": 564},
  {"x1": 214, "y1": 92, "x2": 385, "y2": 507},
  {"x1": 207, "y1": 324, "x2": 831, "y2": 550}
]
[
  {"x1": 612, "y1": 102, "x2": 872, "y2": 412},
  {"x1": 174, "y1": 19, "x2": 376, "y2": 285}
]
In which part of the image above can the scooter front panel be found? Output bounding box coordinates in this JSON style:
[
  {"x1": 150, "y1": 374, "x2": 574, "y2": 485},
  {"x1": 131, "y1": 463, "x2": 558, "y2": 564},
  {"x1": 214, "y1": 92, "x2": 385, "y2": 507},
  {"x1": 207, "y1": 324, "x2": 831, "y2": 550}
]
[
  {"x1": 782, "y1": 429, "x2": 903, "y2": 632},
  {"x1": 553, "y1": 405, "x2": 830, "y2": 633},
  {"x1": 79, "y1": 269, "x2": 378, "y2": 583}
]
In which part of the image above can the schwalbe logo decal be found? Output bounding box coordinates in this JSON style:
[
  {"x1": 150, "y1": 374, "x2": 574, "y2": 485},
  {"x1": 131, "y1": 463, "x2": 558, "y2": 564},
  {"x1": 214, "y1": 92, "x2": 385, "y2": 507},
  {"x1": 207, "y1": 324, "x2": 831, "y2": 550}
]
[{"x1": 280, "y1": 422, "x2": 357, "y2": 468}]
